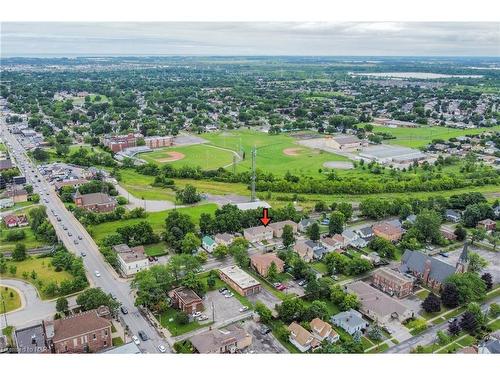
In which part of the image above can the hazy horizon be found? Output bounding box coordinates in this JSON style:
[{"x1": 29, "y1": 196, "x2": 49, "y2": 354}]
[{"x1": 2, "y1": 22, "x2": 499, "y2": 58}]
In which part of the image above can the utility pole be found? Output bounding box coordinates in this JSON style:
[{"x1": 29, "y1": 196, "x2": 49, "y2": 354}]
[
  {"x1": 232, "y1": 154, "x2": 237, "y2": 174},
  {"x1": 251, "y1": 146, "x2": 256, "y2": 202}
]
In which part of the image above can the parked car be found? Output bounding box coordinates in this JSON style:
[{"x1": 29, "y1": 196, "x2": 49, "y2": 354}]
[
  {"x1": 157, "y1": 345, "x2": 167, "y2": 353},
  {"x1": 239, "y1": 306, "x2": 249, "y2": 312},
  {"x1": 80, "y1": 252, "x2": 86, "y2": 257},
  {"x1": 260, "y1": 326, "x2": 271, "y2": 335},
  {"x1": 120, "y1": 306, "x2": 129, "y2": 314},
  {"x1": 197, "y1": 315, "x2": 209, "y2": 321},
  {"x1": 132, "y1": 335, "x2": 140, "y2": 345},
  {"x1": 439, "y1": 252, "x2": 449, "y2": 258},
  {"x1": 273, "y1": 282, "x2": 281, "y2": 288},
  {"x1": 298, "y1": 280, "x2": 307, "y2": 286},
  {"x1": 225, "y1": 292, "x2": 234, "y2": 298},
  {"x1": 192, "y1": 311, "x2": 202, "y2": 318},
  {"x1": 138, "y1": 330, "x2": 149, "y2": 341},
  {"x1": 219, "y1": 287, "x2": 227, "y2": 293},
  {"x1": 277, "y1": 284, "x2": 287, "y2": 291}
]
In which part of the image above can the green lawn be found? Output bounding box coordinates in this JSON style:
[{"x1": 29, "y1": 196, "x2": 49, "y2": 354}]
[
  {"x1": 0, "y1": 201, "x2": 34, "y2": 212},
  {"x1": 141, "y1": 144, "x2": 235, "y2": 170},
  {"x1": 112, "y1": 337, "x2": 124, "y2": 346},
  {"x1": 89, "y1": 204, "x2": 218, "y2": 242},
  {"x1": 364, "y1": 124, "x2": 500, "y2": 148},
  {"x1": 144, "y1": 242, "x2": 168, "y2": 257},
  {"x1": 0, "y1": 286, "x2": 22, "y2": 313},
  {"x1": 366, "y1": 342, "x2": 389, "y2": 353},
  {"x1": 415, "y1": 289, "x2": 430, "y2": 301},
  {"x1": 201, "y1": 129, "x2": 350, "y2": 177},
  {"x1": 116, "y1": 168, "x2": 175, "y2": 201},
  {"x1": 156, "y1": 307, "x2": 211, "y2": 336},
  {"x1": 5, "y1": 257, "x2": 75, "y2": 299},
  {"x1": 0, "y1": 227, "x2": 46, "y2": 252},
  {"x1": 311, "y1": 261, "x2": 328, "y2": 275}
]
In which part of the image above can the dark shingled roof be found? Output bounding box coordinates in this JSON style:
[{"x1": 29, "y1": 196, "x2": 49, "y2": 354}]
[{"x1": 400, "y1": 249, "x2": 456, "y2": 283}]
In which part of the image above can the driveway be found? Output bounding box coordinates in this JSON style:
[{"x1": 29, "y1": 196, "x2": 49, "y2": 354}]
[
  {"x1": 203, "y1": 290, "x2": 246, "y2": 323},
  {"x1": 248, "y1": 287, "x2": 281, "y2": 311}
]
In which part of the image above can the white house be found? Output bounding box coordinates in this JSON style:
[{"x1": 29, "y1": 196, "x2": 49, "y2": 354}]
[{"x1": 114, "y1": 244, "x2": 150, "y2": 277}]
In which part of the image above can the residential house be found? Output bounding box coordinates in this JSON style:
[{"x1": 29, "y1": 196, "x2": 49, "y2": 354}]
[
  {"x1": 341, "y1": 229, "x2": 360, "y2": 246},
  {"x1": 355, "y1": 226, "x2": 374, "y2": 241},
  {"x1": 0, "y1": 197, "x2": 14, "y2": 209},
  {"x1": 321, "y1": 235, "x2": 345, "y2": 253},
  {"x1": 243, "y1": 225, "x2": 274, "y2": 243},
  {"x1": 371, "y1": 267, "x2": 414, "y2": 298},
  {"x1": 0, "y1": 158, "x2": 13, "y2": 171},
  {"x1": 168, "y1": 287, "x2": 204, "y2": 314},
  {"x1": 250, "y1": 252, "x2": 285, "y2": 277},
  {"x1": 74, "y1": 192, "x2": 117, "y2": 213},
  {"x1": 372, "y1": 222, "x2": 403, "y2": 242},
  {"x1": 331, "y1": 309, "x2": 369, "y2": 336},
  {"x1": 269, "y1": 220, "x2": 298, "y2": 238},
  {"x1": 190, "y1": 324, "x2": 252, "y2": 353},
  {"x1": 214, "y1": 233, "x2": 235, "y2": 247},
  {"x1": 3, "y1": 214, "x2": 20, "y2": 228},
  {"x1": 202, "y1": 236, "x2": 216, "y2": 253},
  {"x1": 477, "y1": 219, "x2": 496, "y2": 232},
  {"x1": 440, "y1": 227, "x2": 457, "y2": 240},
  {"x1": 5, "y1": 187, "x2": 28, "y2": 203},
  {"x1": 293, "y1": 240, "x2": 318, "y2": 263},
  {"x1": 478, "y1": 331, "x2": 500, "y2": 354},
  {"x1": 113, "y1": 244, "x2": 150, "y2": 277},
  {"x1": 346, "y1": 281, "x2": 414, "y2": 323},
  {"x1": 47, "y1": 308, "x2": 112, "y2": 353},
  {"x1": 445, "y1": 209, "x2": 461, "y2": 223},
  {"x1": 399, "y1": 245, "x2": 469, "y2": 291},
  {"x1": 287, "y1": 322, "x2": 319, "y2": 352},
  {"x1": 219, "y1": 266, "x2": 261, "y2": 296},
  {"x1": 298, "y1": 218, "x2": 315, "y2": 233},
  {"x1": 310, "y1": 318, "x2": 339, "y2": 344}
]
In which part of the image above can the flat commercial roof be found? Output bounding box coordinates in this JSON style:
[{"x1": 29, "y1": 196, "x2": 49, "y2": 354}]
[
  {"x1": 219, "y1": 265, "x2": 260, "y2": 290},
  {"x1": 360, "y1": 145, "x2": 425, "y2": 160},
  {"x1": 235, "y1": 201, "x2": 271, "y2": 211}
]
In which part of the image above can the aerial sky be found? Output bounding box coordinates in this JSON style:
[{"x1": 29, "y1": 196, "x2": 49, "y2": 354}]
[{"x1": 1, "y1": 22, "x2": 499, "y2": 57}]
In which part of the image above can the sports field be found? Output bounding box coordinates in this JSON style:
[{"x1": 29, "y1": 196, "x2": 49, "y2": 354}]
[
  {"x1": 201, "y1": 129, "x2": 350, "y2": 176},
  {"x1": 367, "y1": 124, "x2": 500, "y2": 148},
  {"x1": 140, "y1": 144, "x2": 235, "y2": 170}
]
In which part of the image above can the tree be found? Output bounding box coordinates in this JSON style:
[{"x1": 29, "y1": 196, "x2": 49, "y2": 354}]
[
  {"x1": 282, "y1": 224, "x2": 295, "y2": 248},
  {"x1": 213, "y1": 244, "x2": 228, "y2": 260},
  {"x1": 437, "y1": 331, "x2": 451, "y2": 346},
  {"x1": 164, "y1": 211, "x2": 196, "y2": 253},
  {"x1": 174, "y1": 311, "x2": 189, "y2": 325},
  {"x1": 255, "y1": 302, "x2": 273, "y2": 324},
  {"x1": 267, "y1": 262, "x2": 279, "y2": 282},
  {"x1": 199, "y1": 213, "x2": 214, "y2": 235},
  {"x1": 340, "y1": 293, "x2": 360, "y2": 311},
  {"x1": 0, "y1": 254, "x2": 7, "y2": 274},
  {"x1": 328, "y1": 211, "x2": 345, "y2": 235},
  {"x1": 460, "y1": 311, "x2": 478, "y2": 334},
  {"x1": 56, "y1": 297, "x2": 69, "y2": 313},
  {"x1": 454, "y1": 225, "x2": 467, "y2": 241},
  {"x1": 422, "y1": 293, "x2": 441, "y2": 313},
  {"x1": 303, "y1": 300, "x2": 329, "y2": 321},
  {"x1": 368, "y1": 237, "x2": 397, "y2": 259},
  {"x1": 481, "y1": 273, "x2": 493, "y2": 291},
  {"x1": 441, "y1": 283, "x2": 460, "y2": 308},
  {"x1": 181, "y1": 232, "x2": 201, "y2": 254},
  {"x1": 462, "y1": 203, "x2": 494, "y2": 228},
  {"x1": 76, "y1": 288, "x2": 120, "y2": 312},
  {"x1": 307, "y1": 223, "x2": 320, "y2": 242},
  {"x1": 414, "y1": 209, "x2": 443, "y2": 244},
  {"x1": 470, "y1": 228, "x2": 486, "y2": 245},
  {"x1": 489, "y1": 303, "x2": 500, "y2": 318},
  {"x1": 466, "y1": 302, "x2": 486, "y2": 327},
  {"x1": 276, "y1": 297, "x2": 306, "y2": 323},
  {"x1": 445, "y1": 272, "x2": 486, "y2": 304},
  {"x1": 314, "y1": 201, "x2": 327, "y2": 212},
  {"x1": 447, "y1": 319, "x2": 461, "y2": 336},
  {"x1": 468, "y1": 252, "x2": 488, "y2": 273},
  {"x1": 337, "y1": 202, "x2": 353, "y2": 222},
  {"x1": 12, "y1": 243, "x2": 27, "y2": 261},
  {"x1": 32, "y1": 147, "x2": 49, "y2": 162},
  {"x1": 176, "y1": 184, "x2": 201, "y2": 204},
  {"x1": 368, "y1": 326, "x2": 383, "y2": 342}
]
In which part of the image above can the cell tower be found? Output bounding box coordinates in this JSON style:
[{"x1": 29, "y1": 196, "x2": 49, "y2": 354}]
[{"x1": 251, "y1": 146, "x2": 256, "y2": 202}]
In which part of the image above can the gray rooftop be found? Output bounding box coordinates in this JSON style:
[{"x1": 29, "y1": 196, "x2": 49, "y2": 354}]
[
  {"x1": 15, "y1": 324, "x2": 48, "y2": 354},
  {"x1": 331, "y1": 309, "x2": 367, "y2": 329},
  {"x1": 400, "y1": 249, "x2": 456, "y2": 283}
]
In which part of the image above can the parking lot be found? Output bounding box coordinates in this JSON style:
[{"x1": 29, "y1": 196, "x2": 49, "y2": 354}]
[
  {"x1": 203, "y1": 289, "x2": 247, "y2": 323},
  {"x1": 437, "y1": 245, "x2": 499, "y2": 283},
  {"x1": 247, "y1": 287, "x2": 281, "y2": 311},
  {"x1": 241, "y1": 319, "x2": 288, "y2": 354}
]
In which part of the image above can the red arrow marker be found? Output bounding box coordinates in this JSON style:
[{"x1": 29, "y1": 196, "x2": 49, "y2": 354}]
[{"x1": 260, "y1": 208, "x2": 271, "y2": 226}]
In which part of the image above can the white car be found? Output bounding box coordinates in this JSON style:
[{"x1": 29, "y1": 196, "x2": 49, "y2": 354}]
[
  {"x1": 157, "y1": 345, "x2": 167, "y2": 353},
  {"x1": 132, "y1": 336, "x2": 141, "y2": 345},
  {"x1": 225, "y1": 292, "x2": 234, "y2": 298},
  {"x1": 94, "y1": 270, "x2": 101, "y2": 277},
  {"x1": 239, "y1": 306, "x2": 249, "y2": 312},
  {"x1": 192, "y1": 311, "x2": 202, "y2": 318}
]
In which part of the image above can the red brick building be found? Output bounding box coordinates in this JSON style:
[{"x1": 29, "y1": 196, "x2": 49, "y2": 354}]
[
  {"x1": 74, "y1": 192, "x2": 117, "y2": 213},
  {"x1": 103, "y1": 133, "x2": 141, "y2": 153},
  {"x1": 250, "y1": 253, "x2": 285, "y2": 277},
  {"x1": 371, "y1": 267, "x2": 414, "y2": 298},
  {"x1": 47, "y1": 308, "x2": 112, "y2": 353},
  {"x1": 168, "y1": 286, "x2": 204, "y2": 314}
]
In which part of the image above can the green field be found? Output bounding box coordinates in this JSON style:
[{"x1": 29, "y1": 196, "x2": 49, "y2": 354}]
[
  {"x1": 0, "y1": 286, "x2": 22, "y2": 313},
  {"x1": 0, "y1": 227, "x2": 46, "y2": 253},
  {"x1": 141, "y1": 144, "x2": 235, "y2": 170},
  {"x1": 201, "y1": 129, "x2": 350, "y2": 176},
  {"x1": 116, "y1": 169, "x2": 175, "y2": 201},
  {"x1": 5, "y1": 257, "x2": 75, "y2": 299},
  {"x1": 89, "y1": 204, "x2": 218, "y2": 242},
  {"x1": 367, "y1": 124, "x2": 500, "y2": 148}
]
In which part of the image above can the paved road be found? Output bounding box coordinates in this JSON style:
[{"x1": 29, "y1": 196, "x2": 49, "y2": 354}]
[
  {"x1": 386, "y1": 295, "x2": 500, "y2": 353},
  {"x1": 1, "y1": 117, "x2": 170, "y2": 354},
  {"x1": 0, "y1": 279, "x2": 77, "y2": 329}
]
